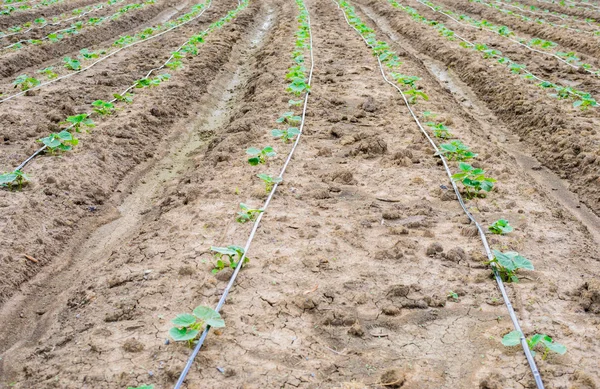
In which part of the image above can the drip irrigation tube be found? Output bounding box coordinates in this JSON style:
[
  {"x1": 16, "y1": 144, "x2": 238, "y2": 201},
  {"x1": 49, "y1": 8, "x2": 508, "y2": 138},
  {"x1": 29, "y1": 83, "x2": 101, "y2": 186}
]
[
  {"x1": 172, "y1": 2, "x2": 314, "y2": 388},
  {"x1": 0, "y1": 0, "x2": 209, "y2": 104},
  {"x1": 414, "y1": 0, "x2": 598, "y2": 75},
  {"x1": 334, "y1": 0, "x2": 544, "y2": 387},
  {"x1": 6, "y1": 0, "x2": 212, "y2": 173}
]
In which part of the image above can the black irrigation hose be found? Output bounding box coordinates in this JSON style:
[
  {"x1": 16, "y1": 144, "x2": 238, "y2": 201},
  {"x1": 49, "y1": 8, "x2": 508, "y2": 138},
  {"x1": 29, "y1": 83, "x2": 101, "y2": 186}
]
[
  {"x1": 173, "y1": 1, "x2": 314, "y2": 387},
  {"x1": 334, "y1": 0, "x2": 545, "y2": 387}
]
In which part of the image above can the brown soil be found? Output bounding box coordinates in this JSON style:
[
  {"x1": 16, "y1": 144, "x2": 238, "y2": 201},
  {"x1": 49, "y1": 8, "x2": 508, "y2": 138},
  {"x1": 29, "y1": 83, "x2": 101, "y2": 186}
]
[{"x1": 0, "y1": 0, "x2": 599, "y2": 387}]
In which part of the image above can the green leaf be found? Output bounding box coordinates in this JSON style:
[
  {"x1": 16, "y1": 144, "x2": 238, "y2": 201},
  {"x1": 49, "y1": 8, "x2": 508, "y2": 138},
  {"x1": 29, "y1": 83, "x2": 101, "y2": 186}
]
[
  {"x1": 246, "y1": 147, "x2": 261, "y2": 155},
  {"x1": 171, "y1": 313, "x2": 197, "y2": 327},
  {"x1": 193, "y1": 306, "x2": 225, "y2": 328},
  {"x1": 169, "y1": 326, "x2": 199, "y2": 341},
  {"x1": 541, "y1": 336, "x2": 567, "y2": 355},
  {"x1": 501, "y1": 330, "x2": 522, "y2": 347},
  {"x1": 127, "y1": 385, "x2": 154, "y2": 389}
]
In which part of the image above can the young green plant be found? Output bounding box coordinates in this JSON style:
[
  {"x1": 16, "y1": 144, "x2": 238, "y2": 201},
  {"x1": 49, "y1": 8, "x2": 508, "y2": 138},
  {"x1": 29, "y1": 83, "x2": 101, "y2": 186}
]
[
  {"x1": 210, "y1": 245, "x2": 249, "y2": 274},
  {"x1": 236, "y1": 203, "x2": 263, "y2": 223},
  {"x1": 502, "y1": 331, "x2": 567, "y2": 359},
  {"x1": 488, "y1": 250, "x2": 533, "y2": 282},
  {"x1": 0, "y1": 170, "x2": 29, "y2": 190},
  {"x1": 169, "y1": 305, "x2": 225, "y2": 346},
  {"x1": 489, "y1": 219, "x2": 513, "y2": 235},
  {"x1": 451, "y1": 162, "x2": 496, "y2": 198},
  {"x1": 246, "y1": 146, "x2": 276, "y2": 166},
  {"x1": 257, "y1": 173, "x2": 282, "y2": 192}
]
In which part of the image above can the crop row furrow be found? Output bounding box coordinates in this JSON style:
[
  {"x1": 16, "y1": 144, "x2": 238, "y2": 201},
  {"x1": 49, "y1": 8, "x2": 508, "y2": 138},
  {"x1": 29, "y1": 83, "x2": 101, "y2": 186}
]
[{"x1": 335, "y1": 0, "x2": 566, "y2": 387}]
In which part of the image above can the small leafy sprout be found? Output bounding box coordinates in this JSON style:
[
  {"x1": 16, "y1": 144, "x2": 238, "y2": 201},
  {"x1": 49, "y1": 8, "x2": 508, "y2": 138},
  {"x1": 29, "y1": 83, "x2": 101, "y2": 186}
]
[
  {"x1": 451, "y1": 162, "x2": 496, "y2": 198},
  {"x1": 91, "y1": 99, "x2": 115, "y2": 115},
  {"x1": 573, "y1": 96, "x2": 598, "y2": 110},
  {"x1": 276, "y1": 111, "x2": 301, "y2": 125},
  {"x1": 405, "y1": 88, "x2": 429, "y2": 104},
  {"x1": 425, "y1": 121, "x2": 453, "y2": 139},
  {"x1": 37, "y1": 67, "x2": 57, "y2": 79},
  {"x1": 489, "y1": 219, "x2": 513, "y2": 235},
  {"x1": 438, "y1": 140, "x2": 477, "y2": 161},
  {"x1": 0, "y1": 170, "x2": 29, "y2": 190},
  {"x1": 113, "y1": 92, "x2": 134, "y2": 103},
  {"x1": 257, "y1": 173, "x2": 282, "y2": 192},
  {"x1": 127, "y1": 385, "x2": 154, "y2": 389},
  {"x1": 447, "y1": 291, "x2": 459, "y2": 300},
  {"x1": 391, "y1": 73, "x2": 420, "y2": 87},
  {"x1": 13, "y1": 74, "x2": 40, "y2": 91},
  {"x1": 169, "y1": 305, "x2": 225, "y2": 346},
  {"x1": 246, "y1": 146, "x2": 276, "y2": 165},
  {"x1": 63, "y1": 57, "x2": 81, "y2": 71},
  {"x1": 488, "y1": 250, "x2": 533, "y2": 283},
  {"x1": 38, "y1": 130, "x2": 79, "y2": 152},
  {"x1": 272, "y1": 127, "x2": 300, "y2": 143},
  {"x1": 210, "y1": 245, "x2": 248, "y2": 274},
  {"x1": 502, "y1": 331, "x2": 567, "y2": 359},
  {"x1": 61, "y1": 113, "x2": 95, "y2": 132},
  {"x1": 135, "y1": 74, "x2": 170, "y2": 88},
  {"x1": 236, "y1": 203, "x2": 263, "y2": 223},
  {"x1": 79, "y1": 48, "x2": 99, "y2": 60}
]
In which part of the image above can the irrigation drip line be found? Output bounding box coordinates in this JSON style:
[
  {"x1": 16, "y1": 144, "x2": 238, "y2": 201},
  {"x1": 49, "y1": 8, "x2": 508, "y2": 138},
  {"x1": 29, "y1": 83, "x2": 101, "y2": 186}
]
[
  {"x1": 8, "y1": 0, "x2": 212, "y2": 173},
  {"x1": 0, "y1": 0, "x2": 210, "y2": 104},
  {"x1": 334, "y1": 0, "x2": 544, "y2": 387},
  {"x1": 0, "y1": 1, "x2": 108, "y2": 41},
  {"x1": 414, "y1": 0, "x2": 597, "y2": 75},
  {"x1": 0, "y1": 0, "x2": 125, "y2": 48},
  {"x1": 173, "y1": 2, "x2": 314, "y2": 388},
  {"x1": 394, "y1": 0, "x2": 589, "y2": 101}
]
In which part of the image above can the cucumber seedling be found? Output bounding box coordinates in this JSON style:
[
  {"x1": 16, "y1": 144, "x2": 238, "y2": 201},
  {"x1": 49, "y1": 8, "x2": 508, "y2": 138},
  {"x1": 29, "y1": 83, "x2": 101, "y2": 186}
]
[
  {"x1": 13, "y1": 74, "x2": 40, "y2": 91},
  {"x1": 502, "y1": 331, "x2": 567, "y2": 359},
  {"x1": 0, "y1": 170, "x2": 29, "y2": 190},
  {"x1": 489, "y1": 219, "x2": 513, "y2": 235},
  {"x1": 63, "y1": 56, "x2": 81, "y2": 71},
  {"x1": 257, "y1": 173, "x2": 282, "y2": 192},
  {"x1": 425, "y1": 121, "x2": 453, "y2": 139},
  {"x1": 272, "y1": 127, "x2": 300, "y2": 143},
  {"x1": 37, "y1": 67, "x2": 58, "y2": 79},
  {"x1": 210, "y1": 245, "x2": 249, "y2": 274},
  {"x1": 438, "y1": 140, "x2": 477, "y2": 161},
  {"x1": 38, "y1": 130, "x2": 79, "y2": 152},
  {"x1": 91, "y1": 99, "x2": 115, "y2": 115},
  {"x1": 451, "y1": 162, "x2": 496, "y2": 198},
  {"x1": 236, "y1": 203, "x2": 263, "y2": 223},
  {"x1": 169, "y1": 305, "x2": 225, "y2": 346},
  {"x1": 276, "y1": 111, "x2": 301, "y2": 125},
  {"x1": 246, "y1": 146, "x2": 276, "y2": 166},
  {"x1": 114, "y1": 92, "x2": 134, "y2": 103},
  {"x1": 488, "y1": 250, "x2": 533, "y2": 283},
  {"x1": 61, "y1": 113, "x2": 95, "y2": 132}
]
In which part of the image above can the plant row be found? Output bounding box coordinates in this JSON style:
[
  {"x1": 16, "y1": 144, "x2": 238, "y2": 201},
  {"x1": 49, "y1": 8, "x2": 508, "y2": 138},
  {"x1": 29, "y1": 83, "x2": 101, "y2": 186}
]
[
  {"x1": 0, "y1": 0, "x2": 125, "y2": 40},
  {"x1": 471, "y1": 0, "x2": 600, "y2": 36},
  {"x1": 0, "y1": 0, "x2": 210, "y2": 100},
  {"x1": 390, "y1": 0, "x2": 598, "y2": 109},
  {"x1": 1, "y1": 0, "x2": 151, "y2": 52},
  {"x1": 0, "y1": 0, "x2": 249, "y2": 187},
  {"x1": 419, "y1": 0, "x2": 600, "y2": 76},
  {"x1": 338, "y1": 0, "x2": 566, "y2": 361},
  {"x1": 516, "y1": 0, "x2": 600, "y2": 20},
  {"x1": 169, "y1": 0, "x2": 312, "y2": 354},
  {"x1": 0, "y1": 0, "x2": 64, "y2": 16}
]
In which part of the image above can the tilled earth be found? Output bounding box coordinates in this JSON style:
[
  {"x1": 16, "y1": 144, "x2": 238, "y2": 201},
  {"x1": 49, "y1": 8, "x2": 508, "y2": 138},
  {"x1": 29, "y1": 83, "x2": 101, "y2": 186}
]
[{"x1": 0, "y1": 0, "x2": 600, "y2": 388}]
